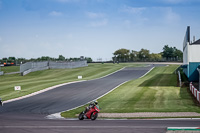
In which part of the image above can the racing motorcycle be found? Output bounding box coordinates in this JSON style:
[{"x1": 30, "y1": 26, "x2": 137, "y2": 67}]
[{"x1": 78, "y1": 104, "x2": 100, "y2": 120}]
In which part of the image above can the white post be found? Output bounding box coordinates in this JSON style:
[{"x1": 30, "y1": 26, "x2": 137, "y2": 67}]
[
  {"x1": 197, "y1": 68, "x2": 200, "y2": 91},
  {"x1": 178, "y1": 71, "x2": 181, "y2": 87}
]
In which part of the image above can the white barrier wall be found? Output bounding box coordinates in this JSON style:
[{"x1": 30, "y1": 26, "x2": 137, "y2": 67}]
[
  {"x1": 190, "y1": 82, "x2": 200, "y2": 103},
  {"x1": 20, "y1": 61, "x2": 88, "y2": 76},
  {"x1": 0, "y1": 71, "x2": 4, "y2": 75}
]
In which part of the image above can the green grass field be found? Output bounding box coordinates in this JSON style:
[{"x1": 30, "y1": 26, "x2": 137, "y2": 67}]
[
  {"x1": 0, "y1": 63, "x2": 144, "y2": 101},
  {"x1": 61, "y1": 65, "x2": 200, "y2": 118},
  {"x1": 1, "y1": 66, "x2": 20, "y2": 73}
]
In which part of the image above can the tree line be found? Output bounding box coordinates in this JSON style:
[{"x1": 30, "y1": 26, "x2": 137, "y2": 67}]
[
  {"x1": 113, "y1": 45, "x2": 183, "y2": 62},
  {"x1": 0, "y1": 55, "x2": 93, "y2": 65}
]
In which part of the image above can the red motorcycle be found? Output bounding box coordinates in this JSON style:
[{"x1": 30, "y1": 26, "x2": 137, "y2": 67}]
[{"x1": 78, "y1": 105, "x2": 100, "y2": 120}]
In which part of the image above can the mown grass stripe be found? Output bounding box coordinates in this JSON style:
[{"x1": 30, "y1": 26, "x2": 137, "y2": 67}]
[
  {"x1": 0, "y1": 63, "x2": 145, "y2": 101},
  {"x1": 61, "y1": 65, "x2": 200, "y2": 118}
]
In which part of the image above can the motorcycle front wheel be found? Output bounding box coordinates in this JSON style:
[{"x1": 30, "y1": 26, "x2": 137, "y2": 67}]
[
  {"x1": 78, "y1": 112, "x2": 84, "y2": 120},
  {"x1": 91, "y1": 112, "x2": 98, "y2": 120}
]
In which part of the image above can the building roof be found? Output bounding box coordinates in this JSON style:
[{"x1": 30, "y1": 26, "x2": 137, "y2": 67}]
[{"x1": 191, "y1": 39, "x2": 200, "y2": 45}]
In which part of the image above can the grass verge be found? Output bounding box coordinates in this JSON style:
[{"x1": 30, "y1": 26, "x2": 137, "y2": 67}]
[
  {"x1": 1, "y1": 66, "x2": 20, "y2": 73},
  {"x1": 0, "y1": 63, "x2": 144, "y2": 101},
  {"x1": 61, "y1": 65, "x2": 200, "y2": 118}
]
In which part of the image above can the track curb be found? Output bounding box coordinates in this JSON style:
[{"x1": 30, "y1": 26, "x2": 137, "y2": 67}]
[{"x1": 167, "y1": 127, "x2": 200, "y2": 131}]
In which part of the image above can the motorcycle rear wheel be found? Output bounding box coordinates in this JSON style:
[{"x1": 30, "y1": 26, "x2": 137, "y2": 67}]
[{"x1": 78, "y1": 112, "x2": 84, "y2": 120}]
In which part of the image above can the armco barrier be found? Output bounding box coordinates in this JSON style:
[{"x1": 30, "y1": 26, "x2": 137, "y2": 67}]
[
  {"x1": 194, "y1": 88, "x2": 197, "y2": 98},
  {"x1": 192, "y1": 86, "x2": 194, "y2": 94},
  {"x1": 197, "y1": 92, "x2": 200, "y2": 102},
  {"x1": 190, "y1": 82, "x2": 200, "y2": 103}
]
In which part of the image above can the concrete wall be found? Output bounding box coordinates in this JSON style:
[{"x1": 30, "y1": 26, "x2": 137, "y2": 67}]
[
  {"x1": 183, "y1": 40, "x2": 200, "y2": 81},
  {"x1": 49, "y1": 61, "x2": 88, "y2": 69},
  {"x1": 20, "y1": 61, "x2": 88, "y2": 76},
  {"x1": 20, "y1": 61, "x2": 48, "y2": 73},
  {"x1": 188, "y1": 45, "x2": 200, "y2": 62},
  {"x1": 0, "y1": 71, "x2": 3, "y2": 75}
]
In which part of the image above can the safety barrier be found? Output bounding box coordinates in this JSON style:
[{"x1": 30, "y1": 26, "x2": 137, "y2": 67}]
[
  {"x1": 20, "y1": 61, "x2": 88, "y2": 76},
  {"x1": 0, "y1": 71, "x2": 4, "y2": 75},
  {"x1": 0, "y1": 67, "x2": 3, "y2": 75},
  {"x1": 190, "y1": 82, "x2": 200, "y2": 103}
]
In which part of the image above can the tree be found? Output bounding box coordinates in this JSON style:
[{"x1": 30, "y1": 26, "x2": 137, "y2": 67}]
[
  {"x1": 113, "y1": 48, "x2": 130, "y2": 62},
  {"x1": 162, "y1": 45, "x2": 183, "y2": 61},
  {"x1": 8, "y1": 57, "x2": 16, "y2": 61},
  {"x1": 138, "y1": 49, "x2": 150, "y2": 61},
  {"x1": 58, "y1": 55, "x2": 65, "y2": 61},
  {"x1": 85, "y1": 57, "x2": 93, "y2": 63},
  {"x1": 162, "y1": 45, "x2": 174, "y2": 60},
  {"x1": 130, "y1": 50, "x2": 139, "y2": 61},
  {"x1": 173, "y1": 47, "x2": 183, "y2": 61},
  {"x1": 150, "y1": 53, "x2": 162, "y2": 61},
  {"x1": 40, "y1": 56, "x2": 51, "y2": 61}
]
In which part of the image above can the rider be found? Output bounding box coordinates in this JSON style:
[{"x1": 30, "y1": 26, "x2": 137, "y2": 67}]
[{"x1": 84, "y1": 100, "x2": 98, "y2": 113}]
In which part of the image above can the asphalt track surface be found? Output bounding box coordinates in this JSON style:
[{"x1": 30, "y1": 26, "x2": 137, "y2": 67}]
[
  {"x1": 0, "y1": 65, "x2": 153, "y2": 114},
  {"x1": 1, "y1": 64, "x2": 200, "y2": 133}
]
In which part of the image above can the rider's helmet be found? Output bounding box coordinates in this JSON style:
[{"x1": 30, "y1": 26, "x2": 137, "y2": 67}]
[{"x1": 93, "y1": 100, "x2": 98, "y2": 105}]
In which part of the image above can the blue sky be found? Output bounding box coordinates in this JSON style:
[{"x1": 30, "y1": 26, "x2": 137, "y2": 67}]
[{"x1": 0, "y1": 0, "x2": 200, "y2": 61}]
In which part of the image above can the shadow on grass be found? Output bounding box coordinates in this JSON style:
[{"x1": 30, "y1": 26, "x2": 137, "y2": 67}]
[{"x1": 139, "y1": 74, "x2": 177, "y2": 87}]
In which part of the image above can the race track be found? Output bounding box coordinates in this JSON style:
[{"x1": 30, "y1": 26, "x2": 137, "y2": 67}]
[
  {"x1": 1, "y1": 64, "x2": 200, "y2": 133},
  {"x1": 0, "y1": 65, "x2": 153, "y2": 114}
]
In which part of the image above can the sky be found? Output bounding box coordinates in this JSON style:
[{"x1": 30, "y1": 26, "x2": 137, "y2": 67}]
[{"x1": 0, "y1": 0, "x2": 200, "y2": 61}]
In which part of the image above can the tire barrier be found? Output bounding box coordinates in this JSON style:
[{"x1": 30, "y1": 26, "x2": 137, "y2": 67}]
[{"x1": 190, "y1": 82, "x2": 200, "y2": 103}]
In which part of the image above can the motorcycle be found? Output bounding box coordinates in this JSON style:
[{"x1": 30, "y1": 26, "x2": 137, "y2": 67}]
[{"x1": 78, "y1": 105, "x2": 100, "y2": 120}]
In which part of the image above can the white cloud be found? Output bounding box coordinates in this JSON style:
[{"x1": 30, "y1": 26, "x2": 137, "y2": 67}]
[
  {"x1": 164, "y1": 8, "x2": 180, "y2": 24},
  {"x1": 121, "y1": 5, "x2": 146, "y2": 14},
  {"x1": 89, "y1": 19, "x2": 108, "y2": 27},
  {"x1": 86, "y1": 12, "x2": 105, "y2": 19},
  {"x1": 49, "y1": 11, "x2": 63, "y2": 16}
]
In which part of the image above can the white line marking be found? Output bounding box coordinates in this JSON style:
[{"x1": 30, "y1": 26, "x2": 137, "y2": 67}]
[
  {"x1": 139, "y1": 66, "x2": 155, "y2": 79},
  {"x1": 89, "y1": 67, "x2": 125, "y2": 81},
  {"x1": 46, "y1": 80, "x2": 129, "y2": 119}
]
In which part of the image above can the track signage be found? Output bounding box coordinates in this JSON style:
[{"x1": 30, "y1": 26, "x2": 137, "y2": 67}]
[{"x1": 14, "y1": 86, "x2": 21, "y2": 91}]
